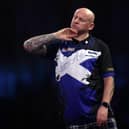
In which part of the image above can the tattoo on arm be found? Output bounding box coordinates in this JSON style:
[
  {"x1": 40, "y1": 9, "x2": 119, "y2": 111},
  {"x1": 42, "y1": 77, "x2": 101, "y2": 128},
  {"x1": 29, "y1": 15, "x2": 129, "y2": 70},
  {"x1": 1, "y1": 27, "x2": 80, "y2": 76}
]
[{"x1": 23, "y1": 33, "x2": 57, "y2": 52}]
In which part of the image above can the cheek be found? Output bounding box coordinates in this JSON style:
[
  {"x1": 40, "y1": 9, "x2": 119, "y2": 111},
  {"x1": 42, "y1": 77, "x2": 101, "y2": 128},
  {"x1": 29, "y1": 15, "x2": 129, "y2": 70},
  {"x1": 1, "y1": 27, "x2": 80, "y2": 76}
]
[
  {"x1": 70, "y1": 20, "x2": 74, "y2": 27},
  {"x1": 79, "y1": 24, "x2": 88, "y2": 29}
]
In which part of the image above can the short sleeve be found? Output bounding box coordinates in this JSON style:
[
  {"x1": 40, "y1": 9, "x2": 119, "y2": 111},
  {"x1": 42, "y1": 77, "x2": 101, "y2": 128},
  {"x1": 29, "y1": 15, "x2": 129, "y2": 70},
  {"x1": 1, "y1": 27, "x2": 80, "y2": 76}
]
[{"x1": 99, "y1": 42, "x2": 115, "y2": 78}]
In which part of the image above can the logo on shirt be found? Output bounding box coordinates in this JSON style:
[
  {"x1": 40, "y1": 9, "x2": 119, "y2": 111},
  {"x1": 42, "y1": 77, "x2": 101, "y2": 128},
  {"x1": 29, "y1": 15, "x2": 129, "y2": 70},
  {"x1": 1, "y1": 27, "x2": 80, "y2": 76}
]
[
  {"x1": 55, "y1": 49, "x2": 101, "y2": 85},
  {"x1": 61, "y1": 47, "x2": 75, "y2": 52}
]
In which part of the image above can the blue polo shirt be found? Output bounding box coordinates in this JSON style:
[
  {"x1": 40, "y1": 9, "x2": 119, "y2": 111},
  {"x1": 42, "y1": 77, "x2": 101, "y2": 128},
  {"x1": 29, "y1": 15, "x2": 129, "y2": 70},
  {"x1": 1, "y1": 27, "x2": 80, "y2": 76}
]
[{"x1": 46, "y1": 35, "x2": 115, "y2": 125}]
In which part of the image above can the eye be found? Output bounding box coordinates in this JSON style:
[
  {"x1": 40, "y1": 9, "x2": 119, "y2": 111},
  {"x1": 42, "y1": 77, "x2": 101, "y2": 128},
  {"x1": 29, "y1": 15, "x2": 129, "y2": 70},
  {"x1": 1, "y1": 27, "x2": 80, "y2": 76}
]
[
  {"x1": 73, "y1": 15, "x2": 78, "y2": 20},
  {"x1": 79, "y1": 18, "x2": 87, "y2": 22}
]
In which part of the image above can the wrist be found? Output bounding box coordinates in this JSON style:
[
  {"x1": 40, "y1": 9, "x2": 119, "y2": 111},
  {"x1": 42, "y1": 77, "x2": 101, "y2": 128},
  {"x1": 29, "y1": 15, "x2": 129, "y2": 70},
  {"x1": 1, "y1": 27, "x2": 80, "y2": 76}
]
[
  {"x1": 101, "y1": 102, "x2": 110, "y2": 109},
  {"x1": 53, "y1": 32, "x2": 59, "y2": 39},
  {"x1": 53, "y1": 31, "x2": 62, "y2": 40}
]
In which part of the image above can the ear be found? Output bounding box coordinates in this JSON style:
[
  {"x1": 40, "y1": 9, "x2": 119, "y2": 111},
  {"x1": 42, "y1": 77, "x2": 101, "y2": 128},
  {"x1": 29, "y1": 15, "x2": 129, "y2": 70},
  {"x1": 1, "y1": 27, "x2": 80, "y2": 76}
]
[{"x1": 88, "y1": 23, "x2": 95, "y2": 31}]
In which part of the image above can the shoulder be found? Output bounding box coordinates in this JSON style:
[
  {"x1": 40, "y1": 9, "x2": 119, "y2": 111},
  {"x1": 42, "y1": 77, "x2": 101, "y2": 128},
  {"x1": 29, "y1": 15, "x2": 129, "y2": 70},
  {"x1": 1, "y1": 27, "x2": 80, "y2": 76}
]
[{"x1": 92, "y1": 36, "x2": 110, "y2": 51}]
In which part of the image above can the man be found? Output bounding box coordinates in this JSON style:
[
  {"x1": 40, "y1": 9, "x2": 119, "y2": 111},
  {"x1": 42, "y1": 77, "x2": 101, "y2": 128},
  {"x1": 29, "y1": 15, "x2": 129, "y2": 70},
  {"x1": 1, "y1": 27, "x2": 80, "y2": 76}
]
[{"x1": 23, "y1": 8, "x2": 117, "y2": 129}]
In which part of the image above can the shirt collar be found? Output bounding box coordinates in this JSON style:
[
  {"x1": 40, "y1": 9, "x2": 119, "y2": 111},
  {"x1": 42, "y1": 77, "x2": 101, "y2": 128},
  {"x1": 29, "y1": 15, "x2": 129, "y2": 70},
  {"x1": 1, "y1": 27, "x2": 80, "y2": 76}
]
[{"x1": 72, "y1": 35, "x2": 91, "y2": 45}]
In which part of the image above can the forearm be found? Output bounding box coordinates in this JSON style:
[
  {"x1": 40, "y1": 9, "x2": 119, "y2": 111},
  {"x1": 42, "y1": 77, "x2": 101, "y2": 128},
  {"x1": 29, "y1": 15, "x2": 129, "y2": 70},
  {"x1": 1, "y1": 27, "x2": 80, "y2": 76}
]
[
  {"x1": 23, "y1": 28, "x2": 78, "y2": 52},
  {"x1": 23, "y1": 33, "x2": 57, "y2": 52},
  {"x1": 101, "y1": 76, "x2": 114, "y2": 103}
]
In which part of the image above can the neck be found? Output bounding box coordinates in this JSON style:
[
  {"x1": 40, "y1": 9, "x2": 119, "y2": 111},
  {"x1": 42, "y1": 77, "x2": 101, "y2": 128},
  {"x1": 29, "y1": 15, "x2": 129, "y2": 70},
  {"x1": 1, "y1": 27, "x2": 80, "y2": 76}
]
[{"x1": 74, "y1": 33, "x2": 89, "y2": 41}]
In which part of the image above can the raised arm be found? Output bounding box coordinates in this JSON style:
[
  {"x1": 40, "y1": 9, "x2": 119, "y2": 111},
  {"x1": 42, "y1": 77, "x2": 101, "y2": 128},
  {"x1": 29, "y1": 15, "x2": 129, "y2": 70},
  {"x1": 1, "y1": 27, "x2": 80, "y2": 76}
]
[
  {"x1": 23, "y1": 33, "x2": 57, "y2": 53},
  {"x1": 23, "y1": 28, "x2": 78, "y2": 54}
]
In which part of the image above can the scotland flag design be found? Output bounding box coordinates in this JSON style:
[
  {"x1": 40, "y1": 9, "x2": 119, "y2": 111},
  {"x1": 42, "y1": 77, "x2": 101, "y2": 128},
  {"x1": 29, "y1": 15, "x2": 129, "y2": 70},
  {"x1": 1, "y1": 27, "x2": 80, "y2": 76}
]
[
  {"x1": 55, "y1": 48, "x2": 101, "y2": 85},
  {"x1": 55, "y1": 45, "x2": 102, "y2": 124}
]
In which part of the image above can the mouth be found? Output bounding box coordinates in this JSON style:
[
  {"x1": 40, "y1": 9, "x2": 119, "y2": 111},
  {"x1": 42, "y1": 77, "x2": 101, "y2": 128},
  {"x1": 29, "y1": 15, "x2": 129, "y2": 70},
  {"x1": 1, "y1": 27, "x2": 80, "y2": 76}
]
[{"x1": 71, "y1": 24, "x2": 79, "y2": 30}]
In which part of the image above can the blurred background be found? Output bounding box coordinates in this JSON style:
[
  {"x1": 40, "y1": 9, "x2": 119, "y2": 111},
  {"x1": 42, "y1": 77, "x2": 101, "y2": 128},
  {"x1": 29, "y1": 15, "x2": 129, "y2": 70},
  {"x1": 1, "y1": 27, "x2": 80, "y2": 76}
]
[{"x1": 0, "y1": 0, "x2": 129, "y2": 128}]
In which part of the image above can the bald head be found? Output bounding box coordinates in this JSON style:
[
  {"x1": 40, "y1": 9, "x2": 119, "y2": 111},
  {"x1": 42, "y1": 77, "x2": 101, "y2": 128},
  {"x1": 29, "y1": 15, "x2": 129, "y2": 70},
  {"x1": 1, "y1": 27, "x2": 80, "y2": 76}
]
[
  {"x1": 75, "y1": 8, "x2": 95, "y2": 23},
  {"x1": 70, "y1": 7, "x2": 95, "y2": 36}
]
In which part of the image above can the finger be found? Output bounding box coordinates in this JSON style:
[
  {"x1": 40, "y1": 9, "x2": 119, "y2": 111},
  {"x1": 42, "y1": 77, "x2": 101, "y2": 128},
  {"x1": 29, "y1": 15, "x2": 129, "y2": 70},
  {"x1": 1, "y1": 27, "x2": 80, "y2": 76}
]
[
  {"x1": 97, "y1": 119, "x2": 107, "y2": 127},
  {"x1": 68, "y1": 28, "x2": 78, "y2": 34},
  {"x1": 69, "y1": 30, "x2": 78, "y2": 36},
  {"x1": 97, "y1": 121, "x2": 104, "y2": 127},
  {"x1": 97, "y1": 120, "x2": 102, "y2": 126},
  {"x1": 65, "y1": 37, "x2": 73, "y2": 41},
  {"x1": 97, "y1": 117, "x2": 104, "y2": 126},
  {"x1": 69, "y1": 33, "x2": 78, "y2": 37}
]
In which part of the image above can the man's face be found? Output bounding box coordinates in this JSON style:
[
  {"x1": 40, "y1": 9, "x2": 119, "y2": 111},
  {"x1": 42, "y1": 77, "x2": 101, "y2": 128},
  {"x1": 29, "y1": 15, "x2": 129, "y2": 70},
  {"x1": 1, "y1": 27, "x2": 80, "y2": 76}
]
[{"x1": 70, "y1": 9, "x2": 94, "y2": 34}]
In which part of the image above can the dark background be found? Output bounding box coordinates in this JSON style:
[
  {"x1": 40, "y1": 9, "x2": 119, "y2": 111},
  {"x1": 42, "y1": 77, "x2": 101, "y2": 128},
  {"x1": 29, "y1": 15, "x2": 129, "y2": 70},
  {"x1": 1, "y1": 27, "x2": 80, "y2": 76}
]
[{"x1": 0, "y1": 0, "x2": 129, "y2": 128}]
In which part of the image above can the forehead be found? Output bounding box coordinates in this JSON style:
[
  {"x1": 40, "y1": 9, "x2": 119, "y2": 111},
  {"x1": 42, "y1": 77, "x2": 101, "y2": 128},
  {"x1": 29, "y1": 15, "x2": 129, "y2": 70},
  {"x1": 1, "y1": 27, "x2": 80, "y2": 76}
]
[{"x1": 74, "y1": 9, "x2": 88, "y2": 17}]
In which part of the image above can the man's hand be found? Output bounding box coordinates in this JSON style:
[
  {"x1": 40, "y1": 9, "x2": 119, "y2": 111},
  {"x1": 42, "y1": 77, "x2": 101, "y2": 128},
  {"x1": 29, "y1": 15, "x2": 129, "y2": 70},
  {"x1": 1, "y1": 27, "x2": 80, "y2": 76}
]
[
  {"x1": 96, "y1": 106, "x2": 108, "y2": 126},
  {"x1": 23, "y1": 28, "x2": 78, "y2": 53},
  {"x1": 54, "y1": 28, "x2": 78, "y2": 41}
]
